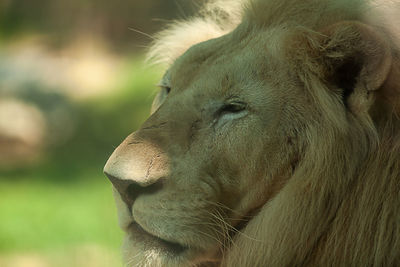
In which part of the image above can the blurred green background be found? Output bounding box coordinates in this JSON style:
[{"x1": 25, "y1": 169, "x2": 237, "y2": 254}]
[{"x1": 0, "y1": 1, "x2": 195, "y2": 266}]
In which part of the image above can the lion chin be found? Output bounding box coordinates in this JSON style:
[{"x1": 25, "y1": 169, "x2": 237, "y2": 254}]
[{"x1": 104, "y1": 0, "x2": 400, "y2": 266}]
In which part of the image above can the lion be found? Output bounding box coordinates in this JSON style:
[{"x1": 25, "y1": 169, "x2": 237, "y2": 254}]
[{"x1": 104, "y1": 0, "x2": 400, "y2": 266}]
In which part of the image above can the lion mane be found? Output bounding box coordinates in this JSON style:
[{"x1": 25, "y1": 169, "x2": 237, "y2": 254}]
[{"x1": 105, "y1": 0, "x2": 400, "y2": 266}]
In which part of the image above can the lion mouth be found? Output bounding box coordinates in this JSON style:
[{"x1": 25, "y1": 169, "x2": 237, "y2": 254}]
[{"x1": 127, "y1": 221, "x2": 188, "y2": 254}]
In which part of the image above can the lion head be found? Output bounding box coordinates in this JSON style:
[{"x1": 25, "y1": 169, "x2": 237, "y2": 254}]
[{"x1": 104, "y1": 0, "x2": 400, "y2": 266}]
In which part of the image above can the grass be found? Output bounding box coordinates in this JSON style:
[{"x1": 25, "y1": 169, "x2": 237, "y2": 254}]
[
  {"x1": 0, "y1": 175, "x2": 121, "y2": 251},
  {"x1": 0, "y1": 173, "x2": 124, "y2": 266}
]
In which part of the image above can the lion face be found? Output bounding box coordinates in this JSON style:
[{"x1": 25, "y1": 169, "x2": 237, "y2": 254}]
[
  {"x1": 104, "y1": 27, "x2": 306, "y2": 266},
  {"x1": 103, "y1": 0, "x2": 400, "y2": 264}
]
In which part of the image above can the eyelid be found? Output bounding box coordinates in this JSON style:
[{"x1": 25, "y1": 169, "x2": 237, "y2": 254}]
[
  {"x1": 212, "y1": 101, "x2": 248, "y2": 128},
  {"x1": 216, "y1": 101, "x2": 247, "y2": 118},
  {"x1": 156, "y1": 83, "x2": 171, "y2": 92},
  {"x1": 222, "y1": 101, "x2": 247, "y2": 110},
  {"x1": 156, "y1": 83, "x2": 170, "y2": 88}
]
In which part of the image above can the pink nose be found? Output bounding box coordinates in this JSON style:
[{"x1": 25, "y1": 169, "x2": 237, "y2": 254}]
[{"x1": 103, "y1": 133, "x2": 169, "y2": 207}]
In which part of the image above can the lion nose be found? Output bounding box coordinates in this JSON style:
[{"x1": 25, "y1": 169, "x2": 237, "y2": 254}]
[
  {"x1": 104, "y1": 172, "x2": 164, "y2": 207},
  {"x1": 103, "y1": 134, "x2": 169, "y2": 207}
]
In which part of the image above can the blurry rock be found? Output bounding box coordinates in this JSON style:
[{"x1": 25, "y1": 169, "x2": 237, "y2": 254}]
[
  {"x1": 0, "y1": 36, "x2": 121, "y2": 101},
  {"x1": 0, "y1": 98, "x2": 47, "y2": 167}
]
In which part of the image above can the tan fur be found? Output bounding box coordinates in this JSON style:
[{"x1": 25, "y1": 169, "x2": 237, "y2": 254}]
[{"x1": 105, "y1": 0, "x2": 400, "y2": 266}]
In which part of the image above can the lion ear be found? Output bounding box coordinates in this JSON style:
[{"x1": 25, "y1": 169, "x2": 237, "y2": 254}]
[{"x1": 318, "y1": 21, "x2": 392, "y2": 113}]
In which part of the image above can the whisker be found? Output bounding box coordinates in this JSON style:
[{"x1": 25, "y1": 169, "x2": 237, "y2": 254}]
[
  {"x1": 203, "y1": 200, "x2": 254, "y2": 219},
  {"x1": 128, "y1": 27, "x2": 155, "y2": 40},
  {"x1": 205, "y1": 207, "x2": 264, "y2": 243},
  {"x1": 125, "y1": 252, "x2": 142, "y2": 266}
]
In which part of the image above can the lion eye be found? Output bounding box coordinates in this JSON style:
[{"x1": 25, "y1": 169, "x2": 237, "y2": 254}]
[
  {"x1": 219, "y1": 102, "x2": 246, "y2": 115},
  {"x1": 159, "y1": 86, "x2": 171, "y2": 100},
  {"x1": 151, "y1": 85, "x2": 171, "y2": 113},
  {"x1": 163, "y1": 86, "x2": 171, "y2": 94},
  {"x1": 158, "y1": 86, "x2": 171, "y2": 96},
  {"x1": 214, "y1": 102, "x2": 248, "y2": 126}
]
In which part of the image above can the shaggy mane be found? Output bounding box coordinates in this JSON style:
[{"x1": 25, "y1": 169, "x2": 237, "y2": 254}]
[
  {"x1": 146, "y1": 0, "x2": 245, "y2": 65},
  {"x1": 147, "y1": 0, "x2": 399, "y2": 65}
]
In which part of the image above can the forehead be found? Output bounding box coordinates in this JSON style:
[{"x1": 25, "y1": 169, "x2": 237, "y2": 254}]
[{"x1": 167, "y1": 27, "x2": 276, "y2": 95}]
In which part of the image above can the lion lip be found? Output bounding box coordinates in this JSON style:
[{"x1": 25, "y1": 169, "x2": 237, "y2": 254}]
[{"x1": 127, "y1": 221, "x2": 188, "y2": 254}]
